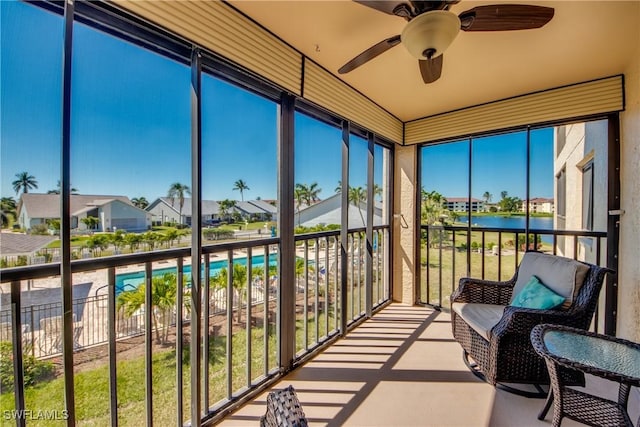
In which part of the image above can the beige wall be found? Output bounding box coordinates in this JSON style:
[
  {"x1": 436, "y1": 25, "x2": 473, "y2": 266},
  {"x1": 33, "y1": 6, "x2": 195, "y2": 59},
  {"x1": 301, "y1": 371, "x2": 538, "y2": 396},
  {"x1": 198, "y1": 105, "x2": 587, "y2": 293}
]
[
  {"x1": 618, "y1": 43, "x2": 640, "y2": 343},
  {"x1": 393, "y1": 145, "x2": 417, "y2": 305}
]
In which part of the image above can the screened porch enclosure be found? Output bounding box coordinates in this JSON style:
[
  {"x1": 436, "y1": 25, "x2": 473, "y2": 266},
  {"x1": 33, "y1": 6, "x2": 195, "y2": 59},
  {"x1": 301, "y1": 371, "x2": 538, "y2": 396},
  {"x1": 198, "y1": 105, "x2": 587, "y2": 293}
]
[{"x1": 1, "y1": 1, "x2": 638, "y2": 426}]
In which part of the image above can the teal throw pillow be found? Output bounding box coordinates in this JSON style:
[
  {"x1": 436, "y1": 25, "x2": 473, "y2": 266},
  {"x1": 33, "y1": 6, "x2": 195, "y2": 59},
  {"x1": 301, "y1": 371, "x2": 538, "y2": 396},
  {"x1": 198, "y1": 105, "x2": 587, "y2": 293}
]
[{"x1": 511, "y1": 275, "x2": 565, "y2": 310}]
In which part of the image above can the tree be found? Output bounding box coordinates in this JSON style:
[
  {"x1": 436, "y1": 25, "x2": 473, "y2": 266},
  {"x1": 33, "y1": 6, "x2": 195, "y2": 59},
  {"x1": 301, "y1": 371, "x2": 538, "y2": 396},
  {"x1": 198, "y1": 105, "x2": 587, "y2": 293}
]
[
  {"x1": 335, "y1": 180, "x2": 342, "y2": 194},
  {"x1": 219, "y1": 199, "x2": 236, "y2": 222},
  {"x1": 1, "y1": 197, "x2": 17, "y2": 228},
  {"x1": 131, "y1": 197, "x2": 149, "y2": 209},
  {"x1": 12, "y1": 172, "x2": 38, "y2": 195},
  {"x1": 110, "y1": 229, "x2": 126, "y2": 253},
  {"x1": 420, "y1": 188, "x2": 449, "y2": 246},
  {"x1": 162, "y1": 229, "x2": 179, "y2": 248},
  {"x1": 500, "y1": 190, "x2": 508, "y2": 200},
  {"x1": 232, "y1": 179, "x2": 250, "y2": 202},
  {"x1": 84, "y1": 234, "x2": 109, "y2": 256},
  {"x1": 211, "y1": 264, "x2": 248, "y2": 323},
  {"x1": 499, "y1": 196, "x2": 522, "y2": 213},
  {"x1": 117, "y1": 272, "x2": 177, "y2": 344},
  {"x1": 124, "y1": 233, "x2": 143, "y2": 252},
  {"x1": 482, "y1": 191, "x2": 492, "y2": 204},
  {"x1": 80, "y1": 216, "x2": 100, "y2": 232},
  {"x1": 304, "y1": 182, "x2": 321, "y2": 205},
  {"x1": 348, "y1": 186, "x2": 367, "y2": 226},
  {"x1": 47, "y1": 180, "x2": 78, "y2": 194},
  {"x1": 294, "y1": 186, "x2": 306, "y2": 227},
  {"x1": 167, "y1": 182, "x2": 191, "y2": 225}
]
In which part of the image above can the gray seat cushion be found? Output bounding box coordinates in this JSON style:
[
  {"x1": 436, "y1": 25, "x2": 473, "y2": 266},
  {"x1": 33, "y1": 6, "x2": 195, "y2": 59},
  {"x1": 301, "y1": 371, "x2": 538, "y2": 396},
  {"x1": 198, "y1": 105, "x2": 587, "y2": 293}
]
[
  {"x1": 511, "y1": 252, "x2": 590, "y2": 309},
  {"x1": 452, "y1": 302, "x2": 505, "y2": 340}
]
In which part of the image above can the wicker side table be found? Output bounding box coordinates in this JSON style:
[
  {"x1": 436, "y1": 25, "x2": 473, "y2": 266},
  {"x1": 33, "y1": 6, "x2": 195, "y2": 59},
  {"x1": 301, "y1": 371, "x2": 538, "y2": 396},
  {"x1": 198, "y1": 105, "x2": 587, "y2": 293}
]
[{"x1": 531, "y1": 324, "x2": 640, "y2": 427}]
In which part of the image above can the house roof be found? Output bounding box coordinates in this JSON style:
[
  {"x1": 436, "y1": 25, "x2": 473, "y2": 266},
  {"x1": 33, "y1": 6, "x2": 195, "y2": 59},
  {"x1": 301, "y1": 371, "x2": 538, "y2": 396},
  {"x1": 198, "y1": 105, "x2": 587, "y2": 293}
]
[
  {"x1": 153, "y1": 197, "x2": 220, "y2": 216},
  {"x1": 297, "y1": 194, "x2": 384, "y2": 229},
  {"x1": 248, "y1": 200, "x2": 277, "y2": 214},
  {"x1": 235, "y1": 201, "x2": 267, "y2": 215},
  {"x1": 18, "y1": 194, "x2": 133, "y2": 219}
]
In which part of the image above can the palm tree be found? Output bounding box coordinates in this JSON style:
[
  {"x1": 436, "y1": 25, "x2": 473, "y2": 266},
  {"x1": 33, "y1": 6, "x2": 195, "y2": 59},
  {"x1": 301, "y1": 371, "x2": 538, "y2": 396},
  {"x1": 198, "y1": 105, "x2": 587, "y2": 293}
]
[
  {"x1": 294, "y1": 185, "x2": 306, "y2": 226},
  {"x1": 219, "y1": 199, "x2": 236, "y2": 222},
  {"x1": 348, "y1": 186, "x2": 367, "y2": 226},
  {"x1": 47, "y1": 180, "x2": 78, "y2": 194},
  {"x1": 12, "y1": 172, "x2": 38, "y2": 195},
  {"x1": 117, "y1": 272, "x2": 177, "y2": 344},
  {"x1": 131, "y1": 196, "x2": 149, "y2": 209},
  {"x1": 500, "y1": 190, "x2": 508, "y2": 200},
  {"x1": 305, "y1": 182, "x2": 321, "y2": 204},
  {"x1": 211, "y1": 264, "x2": 248, "y2": 323},
  {"x1": 232, "y1": 179, "x2": 250, "y2": 201},
  {"x1": 1, "y1": 197, "x2": 17, "y2": 228},
  {"x1": 167, "y1": 182, "x2": 191, "y2": 225},
  {"x1": 335, "y1": 180, "x2": 342, "y2": 194},
  {"x1": 482, "y1": 191, "x2": 492, "y2": 204}
]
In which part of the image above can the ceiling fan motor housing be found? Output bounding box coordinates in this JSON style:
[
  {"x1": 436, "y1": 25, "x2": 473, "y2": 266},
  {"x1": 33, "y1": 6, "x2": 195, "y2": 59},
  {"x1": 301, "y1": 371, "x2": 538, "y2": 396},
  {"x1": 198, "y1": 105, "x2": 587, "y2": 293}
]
[{"x1": 401, "y1": 10, "x2": 461, "y2": 59}]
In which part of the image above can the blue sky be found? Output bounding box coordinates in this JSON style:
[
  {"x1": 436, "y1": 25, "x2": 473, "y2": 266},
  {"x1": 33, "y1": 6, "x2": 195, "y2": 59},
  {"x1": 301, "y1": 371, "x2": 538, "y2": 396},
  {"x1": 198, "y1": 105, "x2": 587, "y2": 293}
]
[
  {"x1": 1, "y1": 2, "x2": 381, "y2": 202},
  {"x1": 422, "y1": 128, "x2": 554, "y2": 200},
  {"x1": 2, "y1": 1, "x2": 551, "y2": 204}
]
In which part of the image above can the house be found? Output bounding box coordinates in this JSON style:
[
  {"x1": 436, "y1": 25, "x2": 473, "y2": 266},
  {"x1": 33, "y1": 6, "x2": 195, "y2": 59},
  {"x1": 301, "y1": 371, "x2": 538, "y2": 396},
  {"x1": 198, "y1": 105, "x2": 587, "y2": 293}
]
[
  {"x1": 444, "y1": 197, "x2": 484, "y2": 212},
  {"x1": 521, "y1": 198, "x2": 555, "y2": 214},
  {"x1": 235, "y1": 200, "x2": 272, "y2": 221},
  {"x1": 16, "y1": 193, "x2": 151, "y2": 232},
  {"x1": 296, "y1": 194, "x2": 384, "y2": 229},
  {"x1": 146, "y1": 197, "x2": 276, "y2": 225},
  {"x1": 146, "y1": 197, "x2": 220, "y2": 226}
]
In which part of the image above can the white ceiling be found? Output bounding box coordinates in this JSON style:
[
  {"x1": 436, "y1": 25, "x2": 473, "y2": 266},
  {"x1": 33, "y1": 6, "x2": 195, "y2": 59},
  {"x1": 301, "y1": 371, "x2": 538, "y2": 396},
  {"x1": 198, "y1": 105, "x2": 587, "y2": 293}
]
[{"x1": 230, "y1": 1, "x2": 640, "y2": 122}]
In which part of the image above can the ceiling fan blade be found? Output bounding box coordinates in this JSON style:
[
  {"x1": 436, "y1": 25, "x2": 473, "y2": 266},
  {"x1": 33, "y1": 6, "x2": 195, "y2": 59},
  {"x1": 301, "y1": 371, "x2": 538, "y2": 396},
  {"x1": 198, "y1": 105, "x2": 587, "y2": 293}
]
[
  {"x1": 419, "y1": 55, "x2": 443, "y2": 84},
  {"x1": 459, "y1": 5, "x2": 554, "y2": 31},
  {"x1": 353, "y1": 1, "x2": 408, "y2": 16},
  {"x1": 338, "y1": 35, "x2": 402, "y2": 74}
]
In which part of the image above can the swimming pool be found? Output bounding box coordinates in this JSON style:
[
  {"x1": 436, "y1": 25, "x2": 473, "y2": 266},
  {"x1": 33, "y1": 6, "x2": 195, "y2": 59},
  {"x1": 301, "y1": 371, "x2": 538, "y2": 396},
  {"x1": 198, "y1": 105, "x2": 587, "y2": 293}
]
[{"x1": 115, "y1": 253, "x2": 278, "y2": 294}]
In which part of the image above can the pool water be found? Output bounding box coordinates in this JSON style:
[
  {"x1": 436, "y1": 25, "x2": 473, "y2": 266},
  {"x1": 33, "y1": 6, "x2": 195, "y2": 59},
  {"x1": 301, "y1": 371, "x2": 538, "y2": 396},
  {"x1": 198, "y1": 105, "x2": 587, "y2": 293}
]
[{"x1": 115, "y1": 253, "x2": 278, "y2": 294}]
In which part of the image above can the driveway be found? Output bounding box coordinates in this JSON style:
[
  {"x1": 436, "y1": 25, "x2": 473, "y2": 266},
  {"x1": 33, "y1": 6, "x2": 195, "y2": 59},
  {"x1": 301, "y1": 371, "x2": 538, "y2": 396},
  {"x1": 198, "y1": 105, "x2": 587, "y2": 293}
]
[{"x1": 0, "y1": 232, "x2": 56, "y2": 255}]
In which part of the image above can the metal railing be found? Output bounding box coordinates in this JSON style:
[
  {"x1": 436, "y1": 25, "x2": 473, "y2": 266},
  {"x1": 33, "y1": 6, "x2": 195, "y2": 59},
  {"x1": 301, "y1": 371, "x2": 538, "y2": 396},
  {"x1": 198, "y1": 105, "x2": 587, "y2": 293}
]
[
  {"x1": 419, "y1": 224, "x2": 611, "y2": 330},
  {"x1": 1, "y1": 225, "x2": 392, "y2": 425}
]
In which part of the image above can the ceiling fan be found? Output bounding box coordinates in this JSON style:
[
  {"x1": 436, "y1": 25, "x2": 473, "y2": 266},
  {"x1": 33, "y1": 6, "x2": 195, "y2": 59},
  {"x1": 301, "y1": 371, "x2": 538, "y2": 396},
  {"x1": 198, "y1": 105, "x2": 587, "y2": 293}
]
[{"x1": 338, "y1": 1, "x2": 554, "y2": 83}]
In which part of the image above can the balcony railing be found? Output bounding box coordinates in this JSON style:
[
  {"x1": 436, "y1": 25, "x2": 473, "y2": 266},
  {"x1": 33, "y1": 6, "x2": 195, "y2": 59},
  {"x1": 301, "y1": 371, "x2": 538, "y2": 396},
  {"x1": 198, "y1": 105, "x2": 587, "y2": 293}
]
[
  {"x1": 419, "y1": 224, "x2": 612, "y2": 332},
  {"x1": 0, "y1": 225, "x2": 391, "y2": 426}
]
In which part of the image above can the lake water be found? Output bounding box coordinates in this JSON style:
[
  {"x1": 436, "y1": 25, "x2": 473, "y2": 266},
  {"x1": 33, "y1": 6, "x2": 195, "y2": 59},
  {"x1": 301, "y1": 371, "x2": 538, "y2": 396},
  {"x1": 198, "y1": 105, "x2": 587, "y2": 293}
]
[
  {"x1": 458, "y1": 215, "x2": 554, "y2": 230},
  {"x1": 457, "y1": 215, "x2": 554, "y2": 243}
]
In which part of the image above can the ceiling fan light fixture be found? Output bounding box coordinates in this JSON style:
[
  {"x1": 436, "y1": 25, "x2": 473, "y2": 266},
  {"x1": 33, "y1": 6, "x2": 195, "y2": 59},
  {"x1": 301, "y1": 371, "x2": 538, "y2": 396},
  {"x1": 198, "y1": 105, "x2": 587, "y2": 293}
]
[{"x1": 401, "y1": 10, "x2": 460, "y2": 59}]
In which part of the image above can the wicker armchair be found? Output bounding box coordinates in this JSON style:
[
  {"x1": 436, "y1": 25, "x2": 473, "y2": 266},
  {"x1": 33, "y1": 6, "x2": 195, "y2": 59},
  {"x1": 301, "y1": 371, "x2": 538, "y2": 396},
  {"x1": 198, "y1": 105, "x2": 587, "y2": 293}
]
[{"x1": 451, "y1": 251, "x2": 612, "y2": 394}]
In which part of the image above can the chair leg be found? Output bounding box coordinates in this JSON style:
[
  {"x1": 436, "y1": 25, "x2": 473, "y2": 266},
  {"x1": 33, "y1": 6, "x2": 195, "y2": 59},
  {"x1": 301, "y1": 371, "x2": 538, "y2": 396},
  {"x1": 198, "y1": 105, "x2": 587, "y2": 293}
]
[
  {"x1": 538, "y1": 390, "x2": 554, "y2": 420},
  {"x1": 462, "y1": 350, "x2": 548, "y2": 398}
]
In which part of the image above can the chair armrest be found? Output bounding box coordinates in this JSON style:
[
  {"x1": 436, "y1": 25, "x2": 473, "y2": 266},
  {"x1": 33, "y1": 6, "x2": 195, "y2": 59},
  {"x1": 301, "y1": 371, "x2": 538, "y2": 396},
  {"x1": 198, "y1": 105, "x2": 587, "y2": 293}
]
[
  {"x1": 451, "y1": 277, "x2": 515, "y2": 305},
  {"x1": 491, "y1": 306, "x2": 589, "y2": 340}
]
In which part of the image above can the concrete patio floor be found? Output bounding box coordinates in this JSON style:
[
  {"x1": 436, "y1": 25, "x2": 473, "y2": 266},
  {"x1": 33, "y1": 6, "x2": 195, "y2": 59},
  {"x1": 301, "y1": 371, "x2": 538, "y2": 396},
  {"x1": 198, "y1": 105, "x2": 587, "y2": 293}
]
[{"x1": 221, "y1": 304, "x2": 639, "y2": 426}]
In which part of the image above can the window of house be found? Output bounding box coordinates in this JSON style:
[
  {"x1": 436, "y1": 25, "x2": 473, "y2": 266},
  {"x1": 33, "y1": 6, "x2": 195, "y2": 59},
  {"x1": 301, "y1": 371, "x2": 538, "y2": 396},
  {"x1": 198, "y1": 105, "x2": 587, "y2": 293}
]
[
  {"x1": 582, "y1": 161, "x2": 594, "y2": 230},
  {"x1": 556, "y1": 167, "x2": 566, "y2": 217}
]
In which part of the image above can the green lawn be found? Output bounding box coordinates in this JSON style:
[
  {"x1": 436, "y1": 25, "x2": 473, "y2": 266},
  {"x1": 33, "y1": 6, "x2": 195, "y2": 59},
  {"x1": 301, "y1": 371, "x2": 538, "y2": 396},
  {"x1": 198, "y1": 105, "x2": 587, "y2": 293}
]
[{"x1": 0, "y1": 309, "x2": 338, "y2": 426}]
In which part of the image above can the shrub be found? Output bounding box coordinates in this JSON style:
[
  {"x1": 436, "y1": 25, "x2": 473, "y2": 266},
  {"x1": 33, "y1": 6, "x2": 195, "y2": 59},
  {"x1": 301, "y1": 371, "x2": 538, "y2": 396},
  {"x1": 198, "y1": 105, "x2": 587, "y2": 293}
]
[
  {"x1": 487, "y1": 242, "x2": 495, "y2": 250},
  {"x1": 30, "y1": 224, "x2": 49, "y2": 235},
  {"x1": 0, "y1": 342, "x2": 55, "y2": 392},
  {"x1": 15, "y1": 256, "x2": 28, "y2": 266},
  {"x1": 471, "y1": 241, "x2": 479, "y2": 250},
  {"x1": 202, "y1": 228, "x2": 234, "y2": 240}
]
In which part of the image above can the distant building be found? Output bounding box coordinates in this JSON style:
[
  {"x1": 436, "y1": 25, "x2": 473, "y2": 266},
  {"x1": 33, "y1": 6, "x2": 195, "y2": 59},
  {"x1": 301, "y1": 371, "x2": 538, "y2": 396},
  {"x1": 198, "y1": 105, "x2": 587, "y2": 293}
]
[
  {"x1": 296, "y1": 194, "x2": 384, "y2": 228},
  {"x1": 444, "y1": 197, "x2": 485, "y2": 212},
  {"x1": 146, "y1": 197, "x2": 276, "y2": 225},
  {"x1": 554, "y1": 120, "x2": 608, "y2": 263},
  {"x1": 17, "y1": 193, "x2": 151, "y2": 232},
  {"x1": 522, "y1": 198, "x2": 555, "y2": 214}
]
